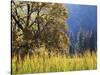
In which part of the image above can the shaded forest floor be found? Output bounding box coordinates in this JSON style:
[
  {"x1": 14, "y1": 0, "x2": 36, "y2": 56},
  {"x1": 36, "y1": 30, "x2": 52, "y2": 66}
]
[{"x1": 12, "y1": 50, "x2": 97, "y2": 74}]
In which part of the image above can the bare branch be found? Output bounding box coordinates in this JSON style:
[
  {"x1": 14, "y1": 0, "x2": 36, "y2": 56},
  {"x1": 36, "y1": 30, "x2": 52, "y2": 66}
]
[{"x1": 11, "y1": 14, "x2": 24, "y2": 31}]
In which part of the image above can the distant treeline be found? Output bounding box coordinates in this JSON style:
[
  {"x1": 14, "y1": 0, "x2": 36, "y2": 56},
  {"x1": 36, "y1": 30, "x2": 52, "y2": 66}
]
[{"x1": 68, "y1": 28, "x2": 97, "y2": 54}]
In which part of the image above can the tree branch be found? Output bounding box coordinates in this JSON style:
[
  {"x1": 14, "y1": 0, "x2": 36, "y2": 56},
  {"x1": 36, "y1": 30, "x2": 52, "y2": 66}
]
[
  {"x1": 11, "y1": 14, "x2": 24, "y2": 31},
  {"x1": 26, "y1": 4, "x2": 30, "y2": 27}
]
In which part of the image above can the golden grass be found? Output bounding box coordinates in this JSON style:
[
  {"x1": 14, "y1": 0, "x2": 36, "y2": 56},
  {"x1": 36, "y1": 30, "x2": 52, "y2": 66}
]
[{"x1": 12, "y1": 50, "x2": 97, "y2": 74}]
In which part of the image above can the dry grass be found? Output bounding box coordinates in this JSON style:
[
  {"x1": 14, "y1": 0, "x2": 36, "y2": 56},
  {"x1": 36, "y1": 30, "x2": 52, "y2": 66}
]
[{"x1": 12, "y1": 48, "x2": 97, "y2": 74}]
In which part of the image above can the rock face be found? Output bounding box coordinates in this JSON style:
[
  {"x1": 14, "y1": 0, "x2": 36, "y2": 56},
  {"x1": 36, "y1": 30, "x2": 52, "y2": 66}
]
[{"x1": 65, "y1": 4, "x2": 97, "y2": 43}]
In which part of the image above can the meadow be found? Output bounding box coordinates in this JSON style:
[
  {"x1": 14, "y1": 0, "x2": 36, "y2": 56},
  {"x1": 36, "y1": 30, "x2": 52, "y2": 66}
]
[
  {"x1": 11, "y1": 1, "x2": 97, "y2": 74},
  {"x1": 12, "y1": 49, "x2": 97, "y2": 74}
]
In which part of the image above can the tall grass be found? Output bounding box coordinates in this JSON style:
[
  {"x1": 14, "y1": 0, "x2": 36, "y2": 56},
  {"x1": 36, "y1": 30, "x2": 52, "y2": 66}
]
[{"x1": 12, "y1": 48, "x2": 97, "y2": 74}]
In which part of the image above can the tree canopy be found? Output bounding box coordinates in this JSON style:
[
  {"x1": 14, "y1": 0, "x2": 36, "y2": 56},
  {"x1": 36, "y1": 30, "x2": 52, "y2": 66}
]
[{"x1": 11, "y1": 1, "x2": 69, "y2": 56}]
